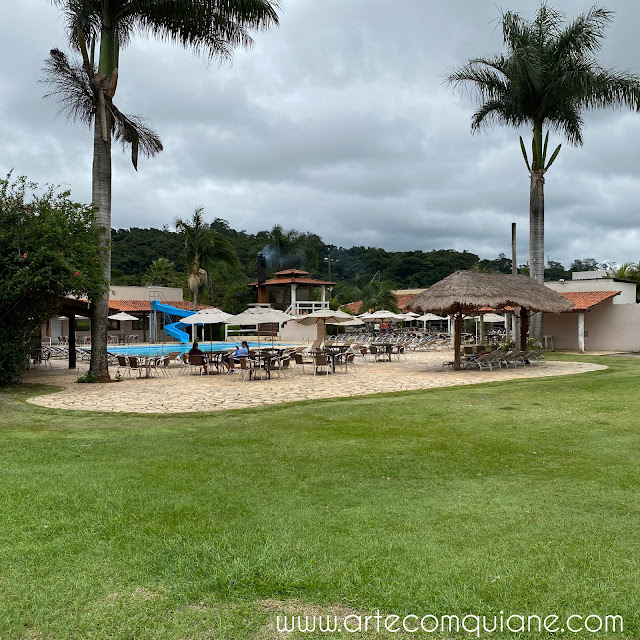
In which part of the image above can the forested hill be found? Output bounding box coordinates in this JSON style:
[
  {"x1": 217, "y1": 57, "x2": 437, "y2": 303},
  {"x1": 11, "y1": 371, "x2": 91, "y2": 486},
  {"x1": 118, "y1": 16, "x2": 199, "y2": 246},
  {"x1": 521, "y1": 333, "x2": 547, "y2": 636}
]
[
  {"x1": 110, "y1": 219, "x2": 597, "y2": 312},
  {"x1": 110, "y1": 221, "x2": 483, "y2": 289}
]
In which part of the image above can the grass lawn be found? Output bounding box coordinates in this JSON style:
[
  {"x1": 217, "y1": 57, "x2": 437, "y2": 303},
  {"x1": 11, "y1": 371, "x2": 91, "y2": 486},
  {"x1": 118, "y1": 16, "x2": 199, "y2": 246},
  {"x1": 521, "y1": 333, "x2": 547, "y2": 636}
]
[{"x1": 0, "y1": 354, "x2": 639, "y2": 638}]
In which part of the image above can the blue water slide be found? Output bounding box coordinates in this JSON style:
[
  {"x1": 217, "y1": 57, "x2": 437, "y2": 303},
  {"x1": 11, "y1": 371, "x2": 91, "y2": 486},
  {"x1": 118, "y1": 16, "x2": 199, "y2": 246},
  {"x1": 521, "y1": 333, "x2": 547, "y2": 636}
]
[{"x1": 151, "y1": 301, "x2": 195, "y2": 343}]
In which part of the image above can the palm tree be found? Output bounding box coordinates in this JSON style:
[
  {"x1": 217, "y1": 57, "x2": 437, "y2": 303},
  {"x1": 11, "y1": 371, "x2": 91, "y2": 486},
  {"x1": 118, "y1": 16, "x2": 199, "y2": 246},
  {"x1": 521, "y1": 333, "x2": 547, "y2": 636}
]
[
  {"x1": 44, "y1": 0, "x2": 280, "y2": 381},
  {"x1": 174, "y1": 208, "x2": 239, "y2": 338},
  {"x1": 263, "y1": 225, "x2": 306, "y2": 272},
  {"x1": 361, "y1": 273, "x2": 398, "y2": 313},
  {"x1": 448, "y1": 4, "x2": 640, "y2": 339},
  {"x1": 608, "y1": 262, "x2": 640, "y2": 300},
  {"x1": 144, "y1": 258, "x2": 180, "y2": 287}
]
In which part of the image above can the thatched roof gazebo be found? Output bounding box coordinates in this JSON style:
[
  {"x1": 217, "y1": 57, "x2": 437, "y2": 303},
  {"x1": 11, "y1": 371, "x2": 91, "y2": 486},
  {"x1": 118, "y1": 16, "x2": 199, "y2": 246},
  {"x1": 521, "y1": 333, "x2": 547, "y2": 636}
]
[{"x1": 406, "y1": 271, "x2": 573, "y2": 370}]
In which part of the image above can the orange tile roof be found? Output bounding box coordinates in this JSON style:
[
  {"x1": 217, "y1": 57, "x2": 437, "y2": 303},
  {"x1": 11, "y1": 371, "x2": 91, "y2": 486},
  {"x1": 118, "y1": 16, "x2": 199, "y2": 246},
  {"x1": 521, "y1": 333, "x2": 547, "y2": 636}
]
[
  {"x1": 342, "y1": 294, "x2": 417, "y2": 315},
  {"x1": 274, "y1": 269, "x2": 309, "y2": 276},
  {"x1": 250, "y1": 277, "x2": 336, "y2": 286},
  {"x1": 108, "y1": 300, "x2": 215, "y2": 313},
  {"x1": 342, "y1": 300, "x2": 363, "y2": 314},
  {"x1": 559, "y1": 290, "x2": 620, "y2": 311},
  {"x1": 476, "y1": 291, "x2": 620, "y2": 313},
  {"x1": 395, "y1": 293, "x2": 417, "y2": 311}
]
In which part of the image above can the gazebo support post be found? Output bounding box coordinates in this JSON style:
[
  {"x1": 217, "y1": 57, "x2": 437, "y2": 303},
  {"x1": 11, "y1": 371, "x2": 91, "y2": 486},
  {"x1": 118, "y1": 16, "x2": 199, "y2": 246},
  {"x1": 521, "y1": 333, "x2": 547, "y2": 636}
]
[
  {"x1": 454, "y1": 310, "x2": 463, "y2": 371},
  {"x1": 478, "y1": 313, "x2": 485, "y2": 345},
  {"x1": 505, "y1": 311, "x2": 511, "y2": 341},
  {"x1": 519, "y1": 307, "x2": 528, "y2": 352}
]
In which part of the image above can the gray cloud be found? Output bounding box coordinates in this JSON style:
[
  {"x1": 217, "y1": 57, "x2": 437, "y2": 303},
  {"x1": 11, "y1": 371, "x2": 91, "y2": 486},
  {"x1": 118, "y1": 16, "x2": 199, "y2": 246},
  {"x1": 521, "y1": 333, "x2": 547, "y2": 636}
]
[{"x1": 3, "y1": 0, "x2": 640, "y2": 271}]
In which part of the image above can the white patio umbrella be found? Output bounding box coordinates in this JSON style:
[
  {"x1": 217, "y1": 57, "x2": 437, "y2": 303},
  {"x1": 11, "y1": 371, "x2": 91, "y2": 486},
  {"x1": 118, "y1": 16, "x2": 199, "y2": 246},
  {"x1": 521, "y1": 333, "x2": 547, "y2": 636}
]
[
  {"x1": 475, "y1": 313, "x2": 506, "y2": 323},
  {"x1": 181, "y1": 308, "x2": 233, "y2": 349},
  {"x1": 417, "y1": 313, "x2": 448, "y2": 332},
  {"x1": 225, "y1": 307, "x2": 293, "y2": 349},
  {"x1": 417, "y1": 313, "x2": 447, "y2": 322},
  {"x1": 363, "y1": 309, "x2": 406, "y2": 321},
  {"x1": 108, "y1": 311, "x2": 138, "y2": 321},
  {"x1": 404, "y1": 311, "x2": 420, "y2": 317},
  {"x1": 108, "y1": 311, "x2": 138, "y2": 342},
  {"x1": 292, "y1": 309, "x2": 362, "y2": 341}
]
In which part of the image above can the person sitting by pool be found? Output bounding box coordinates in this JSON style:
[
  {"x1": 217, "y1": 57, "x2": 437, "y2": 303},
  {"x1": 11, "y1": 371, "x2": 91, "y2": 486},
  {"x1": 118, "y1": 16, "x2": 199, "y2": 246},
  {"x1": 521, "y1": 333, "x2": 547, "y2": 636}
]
[
  {"x1": 188, "y1": 341, "x2": 208, "y2": 374},
  {"x1": 222, "y1": 341, "x2": 249, "y2": 372}
]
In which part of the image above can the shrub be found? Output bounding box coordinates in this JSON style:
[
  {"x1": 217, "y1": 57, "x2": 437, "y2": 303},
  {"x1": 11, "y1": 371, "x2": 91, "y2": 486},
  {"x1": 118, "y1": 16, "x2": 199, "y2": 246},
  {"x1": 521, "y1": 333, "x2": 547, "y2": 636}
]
[{"x1": 0, "y1": 173, "x2": 106, "y2": 385}]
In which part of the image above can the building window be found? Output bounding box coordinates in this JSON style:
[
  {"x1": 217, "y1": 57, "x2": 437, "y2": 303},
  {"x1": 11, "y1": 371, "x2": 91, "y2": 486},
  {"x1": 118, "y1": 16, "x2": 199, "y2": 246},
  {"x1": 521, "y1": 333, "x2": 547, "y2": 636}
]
[{"x1": 132, "y1": 315, "x2": 149, "y2": 330}]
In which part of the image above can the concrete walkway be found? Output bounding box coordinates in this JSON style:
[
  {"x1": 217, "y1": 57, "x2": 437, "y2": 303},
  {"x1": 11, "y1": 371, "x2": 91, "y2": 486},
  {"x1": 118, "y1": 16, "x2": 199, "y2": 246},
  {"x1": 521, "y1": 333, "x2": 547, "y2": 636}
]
[{"x1": 23, "y1": 351, "x2": 605, "y2": 414}]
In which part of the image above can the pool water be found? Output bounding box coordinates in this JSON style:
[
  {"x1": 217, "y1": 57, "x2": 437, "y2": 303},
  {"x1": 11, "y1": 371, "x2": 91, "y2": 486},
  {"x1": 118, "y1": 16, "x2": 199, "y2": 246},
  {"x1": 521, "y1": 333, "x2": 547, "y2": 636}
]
[{"x1": 103, "y1": 342, "x2": 290, "y2": 357}]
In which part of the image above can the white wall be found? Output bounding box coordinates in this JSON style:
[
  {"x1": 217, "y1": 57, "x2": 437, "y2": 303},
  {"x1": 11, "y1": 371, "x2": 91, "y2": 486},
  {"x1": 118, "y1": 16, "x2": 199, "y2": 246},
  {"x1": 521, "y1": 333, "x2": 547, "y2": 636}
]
[
  {"x1": 543, "y1": 300, "x2": 640, "y2": 352},
  {"x1": 279, "y1": 321, "x2": 323, "y2": 343}
]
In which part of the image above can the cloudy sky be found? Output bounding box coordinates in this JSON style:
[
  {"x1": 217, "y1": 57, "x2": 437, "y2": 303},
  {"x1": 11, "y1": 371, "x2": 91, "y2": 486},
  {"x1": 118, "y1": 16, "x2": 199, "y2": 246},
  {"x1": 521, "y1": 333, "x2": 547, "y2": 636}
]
[{"x1": 2, "y1": 0, "x2": 640, "y2": 268}]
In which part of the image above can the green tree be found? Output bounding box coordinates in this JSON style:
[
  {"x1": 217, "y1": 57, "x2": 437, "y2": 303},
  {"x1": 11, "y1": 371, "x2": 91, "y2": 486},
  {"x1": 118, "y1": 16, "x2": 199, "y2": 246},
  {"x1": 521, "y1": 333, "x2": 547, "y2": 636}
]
[
  {"x1": 448, "y1": 4, "x2": 640, "y2": 338},
  {"x1": 545, "y1": 259, "x2": 570, "y2": 281},
  {"x1": 0, "y1": 173, "x2": 106, "y2": 384},
  {"x1": 174, "y1": 208, "x2": 239, "y2": 319},
  {"x1": 143, "y1": 258, "x2": 182, "y2": 287},
  {"x1": 570, "y1": 258, "x2": 602, "y2": 272},
  {"x1": 44, "y1": 0, "x2": 280, "y2": 381},
  {"x1": 477, "y1": 253, "x2": 513, "y2": 274},
  {"x1": 361, "y1": 273, "x2": 398, "y2": 313}
]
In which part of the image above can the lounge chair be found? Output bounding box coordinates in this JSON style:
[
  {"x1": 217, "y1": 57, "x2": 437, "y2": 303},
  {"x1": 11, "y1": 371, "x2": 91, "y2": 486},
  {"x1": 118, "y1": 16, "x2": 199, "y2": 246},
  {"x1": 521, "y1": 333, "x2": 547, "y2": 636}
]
[
  {"x1": 525, "y1": 350, "x2": 547, "y2": 365},
  {"x1": 462, "y1": 352, "x2": 496, "y2": 371},
  {"x1": 501, "y1": 351, "x2": 528, "y2": 368},
  {"x1": 488, "y1": 350, "x2": 512, "y2": 369}
]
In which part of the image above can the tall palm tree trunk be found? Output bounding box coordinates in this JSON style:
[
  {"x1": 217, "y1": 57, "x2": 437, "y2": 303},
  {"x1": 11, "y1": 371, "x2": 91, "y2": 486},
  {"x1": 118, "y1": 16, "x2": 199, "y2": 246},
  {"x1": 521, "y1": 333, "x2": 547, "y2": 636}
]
[
  {"x1": 89, "y1": 110, "x2": 112, "y2": 381},
  {"x1": 529, "y1": 170, "x2": 545, "y2": 342}
]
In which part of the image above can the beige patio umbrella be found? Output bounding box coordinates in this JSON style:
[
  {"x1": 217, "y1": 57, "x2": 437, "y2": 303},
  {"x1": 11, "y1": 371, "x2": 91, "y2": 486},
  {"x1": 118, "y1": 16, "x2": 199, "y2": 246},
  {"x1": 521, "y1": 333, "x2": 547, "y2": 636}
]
[
  {"x1": 225, "y1": 307, "x2": 293, "y2": 349},
  {"x1": 292, "y1": 309, "x2": 363, "y2": 340},
  {"x1": 407, "y1": 271, "x2": 573, "y2": 370},
  {"x1": 181, "y1": 308, "x2": 233, "y2": 350}
]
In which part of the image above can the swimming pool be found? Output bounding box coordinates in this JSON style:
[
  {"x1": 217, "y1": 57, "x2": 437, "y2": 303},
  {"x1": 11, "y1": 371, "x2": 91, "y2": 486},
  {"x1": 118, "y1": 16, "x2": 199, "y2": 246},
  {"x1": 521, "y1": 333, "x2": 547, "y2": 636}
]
[{"x1": 104, "y1": 342, "x2": 291, "y2": 357}]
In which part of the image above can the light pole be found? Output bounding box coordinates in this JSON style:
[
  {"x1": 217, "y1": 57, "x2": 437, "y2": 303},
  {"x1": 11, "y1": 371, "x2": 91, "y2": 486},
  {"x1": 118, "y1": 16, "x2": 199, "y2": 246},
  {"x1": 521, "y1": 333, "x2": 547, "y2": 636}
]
[{"x1": 324, "y1": 253, "x2": 338, "y2": 280}]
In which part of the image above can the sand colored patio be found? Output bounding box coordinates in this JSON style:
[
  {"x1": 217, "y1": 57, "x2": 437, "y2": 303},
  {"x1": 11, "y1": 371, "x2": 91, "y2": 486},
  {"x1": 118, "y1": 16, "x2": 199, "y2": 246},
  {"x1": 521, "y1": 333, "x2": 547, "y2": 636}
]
[{"x1": 24, "y1": 351, "x2": 605, "y2": 414}]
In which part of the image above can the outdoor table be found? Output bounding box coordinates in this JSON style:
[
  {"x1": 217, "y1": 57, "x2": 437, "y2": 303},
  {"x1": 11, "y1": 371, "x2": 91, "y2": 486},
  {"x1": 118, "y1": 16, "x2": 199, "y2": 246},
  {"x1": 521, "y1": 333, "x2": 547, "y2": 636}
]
[
  {"x1": 249, "y1": 355, "x2": 271, "y2": 380},
  {"x1": 207, "y1": 352, "x2": 224, "y2": 374},
  {"x1": 375, "y1": 344, "x2": 393, "y2": 362}
]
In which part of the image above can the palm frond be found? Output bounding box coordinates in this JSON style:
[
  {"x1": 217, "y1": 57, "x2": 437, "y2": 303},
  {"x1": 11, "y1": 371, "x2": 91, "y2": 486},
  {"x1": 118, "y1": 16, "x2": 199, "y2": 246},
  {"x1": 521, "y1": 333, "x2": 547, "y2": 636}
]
[
  {"x1": 447, "y1": 2, "x2": 640, "y2": 149},
  {"x1": 448, "y1": 58, "x2": 509, "y2": 100},
  {"x1": 41, "y1": 48, "x2": 95, "y2": 126},
  {"x1": 119, "y1": 0, "x2": 280, "y2": 60},
  {"x1": 471, "y1": 99, "x2": 528, "y2": 132},
  {"x1": 109, "y1": 105, "x2": 163, "y2": 170},
  {"x1": 554, "y1": 5, "x2": 613, "y2": 59},
  {"x1": 50, "y1": 0, "x2": 102, "y2": 52}
]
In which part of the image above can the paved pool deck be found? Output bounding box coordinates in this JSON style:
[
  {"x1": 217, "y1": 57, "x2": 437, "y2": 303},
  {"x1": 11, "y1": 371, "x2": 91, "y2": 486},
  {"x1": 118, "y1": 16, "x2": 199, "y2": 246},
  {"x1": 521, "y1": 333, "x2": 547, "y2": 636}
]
[{"x1": 23, "y1": 350, "x2": 606, "y2": 414}]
